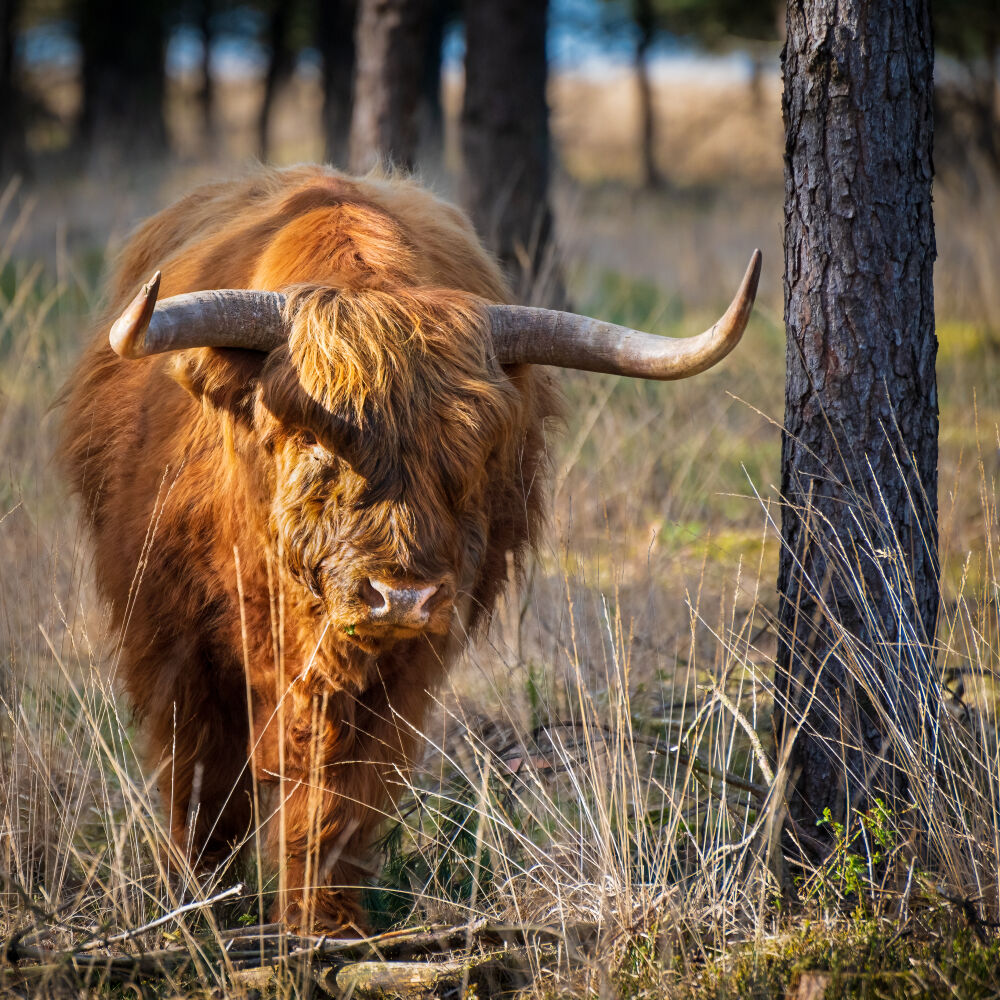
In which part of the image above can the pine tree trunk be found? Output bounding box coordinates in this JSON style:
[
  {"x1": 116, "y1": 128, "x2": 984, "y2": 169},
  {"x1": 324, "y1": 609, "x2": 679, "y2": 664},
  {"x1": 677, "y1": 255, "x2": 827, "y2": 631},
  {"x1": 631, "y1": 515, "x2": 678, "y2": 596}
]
[
  {"x1": 77, "y1": 0, "x2": 168, "y2": 157},
  {"x1": 319, "y1": 0, "x2": 357, "y2": 166},
  {"x1": 257, "y1": 2, "x2": 293, "y2": 162},
  {"x1": 461, "y1": 0, "x2": 555, "y2": 301},
  {"x1": 197, "y1": 0, "x2": 215, "y2": 149},
  {"x1": 777, "y1": 0, "x2": 938, "y2": 830},
  {"x1": 634, "y1": 0, "x2": 661, "y2": 189},
  {"x1": 418, "y1": 0, "x2": 449, "y2": 164},
  {"x1": 0, "y1": 0, "x2": 22, "y2": 177},
  {"x1": 348, "y1": 0, "x2": 429, "y2": 174}
]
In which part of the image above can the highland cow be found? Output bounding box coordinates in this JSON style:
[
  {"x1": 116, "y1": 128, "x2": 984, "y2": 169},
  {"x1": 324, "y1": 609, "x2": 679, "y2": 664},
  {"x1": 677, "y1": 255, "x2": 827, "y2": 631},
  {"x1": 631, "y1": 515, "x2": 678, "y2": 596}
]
[{"x1": 59, "y1": 165, "x2": 759, "y2": 932}]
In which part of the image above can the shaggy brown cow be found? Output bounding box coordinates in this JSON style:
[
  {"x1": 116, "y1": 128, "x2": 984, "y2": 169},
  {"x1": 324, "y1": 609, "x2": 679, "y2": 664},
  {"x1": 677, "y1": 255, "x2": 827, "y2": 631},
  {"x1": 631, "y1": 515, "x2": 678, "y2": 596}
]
[{"x1": 60, "y1": 165, "x2": 759, "y2": 933}]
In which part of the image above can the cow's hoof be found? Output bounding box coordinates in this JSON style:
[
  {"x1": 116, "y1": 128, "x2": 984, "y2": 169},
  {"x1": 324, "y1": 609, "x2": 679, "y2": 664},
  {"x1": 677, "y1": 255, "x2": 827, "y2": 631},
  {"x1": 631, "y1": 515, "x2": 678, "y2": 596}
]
[{"x1": 273, "y1": 898, "x2": 370, "y2": 938}]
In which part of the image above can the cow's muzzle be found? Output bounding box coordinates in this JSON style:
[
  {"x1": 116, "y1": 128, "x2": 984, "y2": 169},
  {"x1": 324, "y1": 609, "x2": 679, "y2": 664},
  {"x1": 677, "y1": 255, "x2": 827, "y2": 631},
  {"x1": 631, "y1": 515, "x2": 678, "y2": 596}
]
[{"x1": 355, "y1": 575, "x2": 454, "y2": 630}]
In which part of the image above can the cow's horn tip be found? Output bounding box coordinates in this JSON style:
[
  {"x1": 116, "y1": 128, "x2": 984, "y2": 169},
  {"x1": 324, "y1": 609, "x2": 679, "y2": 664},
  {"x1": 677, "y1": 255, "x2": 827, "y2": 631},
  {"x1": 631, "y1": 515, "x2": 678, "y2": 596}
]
[
  {"x1": 110, "y1": 271, "x2": 161, "y2": 359},
  {"x1": 747, "y1": 249, "x2": 762, "y2": 292}
]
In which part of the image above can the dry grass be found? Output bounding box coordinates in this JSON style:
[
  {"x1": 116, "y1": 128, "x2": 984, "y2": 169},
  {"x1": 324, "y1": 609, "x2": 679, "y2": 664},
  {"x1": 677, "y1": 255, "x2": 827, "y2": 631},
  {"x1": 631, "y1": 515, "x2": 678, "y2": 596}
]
[{"x1": 2, "y1": 70, "x2": 1000, "y2": 997}]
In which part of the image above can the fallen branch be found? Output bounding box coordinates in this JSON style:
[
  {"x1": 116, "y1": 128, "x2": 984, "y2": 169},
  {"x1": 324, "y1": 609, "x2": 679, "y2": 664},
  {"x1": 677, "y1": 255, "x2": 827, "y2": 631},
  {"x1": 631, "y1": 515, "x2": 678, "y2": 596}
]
[
  {"x1": 77, "y1": 882, "x2": 245, "y2": 952},
  {"x1": 318, "y1": 947, "x2": 537, "y2": 999},
  {"x1": 3, "y1": 944, "x2": 200, "y2": 983},
  {"x1": 223, "y1": 917, "x2": 584, "y2": 963},
  {"x1": 2, "y1": 918, "x2": 585, "y2": 995}
]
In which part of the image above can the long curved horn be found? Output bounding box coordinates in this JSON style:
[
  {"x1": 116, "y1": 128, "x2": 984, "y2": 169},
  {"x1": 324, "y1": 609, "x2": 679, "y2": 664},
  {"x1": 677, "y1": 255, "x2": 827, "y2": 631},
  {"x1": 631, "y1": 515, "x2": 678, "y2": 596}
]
[
  {"x1": 110, "y1": 272, "x2": 289, "y2": 359},
  {"x1": 488, "y1": 250, "x2": 761, "y2": 379}
]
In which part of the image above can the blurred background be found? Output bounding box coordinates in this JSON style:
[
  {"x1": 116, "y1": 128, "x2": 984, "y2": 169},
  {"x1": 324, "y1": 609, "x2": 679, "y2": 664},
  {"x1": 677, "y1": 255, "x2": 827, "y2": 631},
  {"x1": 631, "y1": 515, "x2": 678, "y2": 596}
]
[
  {"x1": 0, "y1": 0, "x2": 997, "y2": 309},
  {"x1": 0, "y1": 1, "x2": 987, "y2": 263}
]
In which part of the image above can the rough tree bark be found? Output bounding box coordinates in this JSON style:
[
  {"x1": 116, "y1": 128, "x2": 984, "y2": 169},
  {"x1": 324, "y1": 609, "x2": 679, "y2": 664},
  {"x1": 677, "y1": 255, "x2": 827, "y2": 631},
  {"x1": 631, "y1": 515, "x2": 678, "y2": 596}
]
[
  {"x1": 348, "y1": 0, "x2": 429, "y2": 174},
  {"x1": 77, "y1": 0, "x2": 168, "y2": 156},
  {"x1": 319, "y1": 0, "x2": 357, "y2": 165},
  {"x1": 461, "y1": 0, "x2": 555, "y2": 301},
  {"x1": 776, "y1": 0, "x2": 938, "y2": 830}
]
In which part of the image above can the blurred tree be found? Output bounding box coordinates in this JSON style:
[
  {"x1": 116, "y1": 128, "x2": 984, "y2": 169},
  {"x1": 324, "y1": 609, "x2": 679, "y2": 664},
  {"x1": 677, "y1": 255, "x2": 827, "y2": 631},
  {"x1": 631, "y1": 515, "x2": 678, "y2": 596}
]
[
  {"x1": 76, "y1": 0, "x2": 170, "y2": 156},
  {"x1": 348, "y1": 0, "x2": 430, "y2": 173},
  {"x1": 645, "y1": 0, "x2": 781, "y2": 53},
  {"x1": 934, "y1": 0, "x2": 998, "y2": 169},
  {"x1": 318, "y1": 0, "x2": 357, "y2": 165},
  {"x1": 174, "y1": 0, "x2": 223, "y2": 150},
  {"x1": 418, "y1": 0, "x2": 456, "y2": 161},
  {"x1": 257, "y1": 0, "x2": 297, "y2": 161},
  {"x1": 633, "y1": 0, "x2": 661, "y2": 187},
  {"x1": 777, "y1": 0, "x2": 937, "y2": 833},
  {"x1": 607, "y1": 0, "x2": 781, "y2": 188},
  {"x1": 461, "y1": 0, "x2": 555, "y2": 300},
  {"x1": 0, "y1": 0, "x2": 24, "y2": 177},
  {"x1": 650, "y1": 0, "x2": 781, "y2": 105},
  {"x1": 196, "y1": 0, "x2": 216, "y2": 146}
]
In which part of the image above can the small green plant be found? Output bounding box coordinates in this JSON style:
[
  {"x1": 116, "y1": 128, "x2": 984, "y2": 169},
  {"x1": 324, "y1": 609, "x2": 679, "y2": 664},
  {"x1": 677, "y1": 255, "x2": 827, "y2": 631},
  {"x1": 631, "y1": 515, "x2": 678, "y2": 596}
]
[{"x1": 804, "y1": 798, "x2": 898, "y2": 909}]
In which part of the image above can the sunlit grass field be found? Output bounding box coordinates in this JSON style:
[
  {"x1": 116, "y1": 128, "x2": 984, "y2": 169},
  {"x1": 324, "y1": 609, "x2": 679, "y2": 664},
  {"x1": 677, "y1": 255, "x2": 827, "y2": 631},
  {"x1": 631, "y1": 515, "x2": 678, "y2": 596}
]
[{"x1": 3, "y1": 72, "x2": 1000, "y2": 997}]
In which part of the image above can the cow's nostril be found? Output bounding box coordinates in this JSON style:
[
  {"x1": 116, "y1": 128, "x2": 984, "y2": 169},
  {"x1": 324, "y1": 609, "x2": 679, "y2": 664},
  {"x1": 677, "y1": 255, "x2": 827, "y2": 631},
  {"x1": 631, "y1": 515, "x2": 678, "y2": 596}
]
[
  {"x1": 358, "y1": 577, "x2": 386, "y2": 610},
  {"x1": 422, "y1": 583, "x2": 448, "y2": 613}
]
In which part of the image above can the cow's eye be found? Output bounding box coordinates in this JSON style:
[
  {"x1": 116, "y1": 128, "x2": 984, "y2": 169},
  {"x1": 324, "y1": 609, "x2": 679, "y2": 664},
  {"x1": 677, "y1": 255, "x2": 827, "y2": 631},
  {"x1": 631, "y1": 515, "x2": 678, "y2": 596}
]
[{"x1": 298, "y1": 429, "x2": 335, "y2": 463}]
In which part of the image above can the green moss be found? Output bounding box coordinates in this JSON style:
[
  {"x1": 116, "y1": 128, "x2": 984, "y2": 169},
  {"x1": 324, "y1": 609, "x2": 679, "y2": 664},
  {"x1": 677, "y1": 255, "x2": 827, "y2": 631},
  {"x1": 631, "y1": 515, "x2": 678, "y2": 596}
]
[{"x1": 614, "y1": 917, "x2": 1000, "y2": 999}]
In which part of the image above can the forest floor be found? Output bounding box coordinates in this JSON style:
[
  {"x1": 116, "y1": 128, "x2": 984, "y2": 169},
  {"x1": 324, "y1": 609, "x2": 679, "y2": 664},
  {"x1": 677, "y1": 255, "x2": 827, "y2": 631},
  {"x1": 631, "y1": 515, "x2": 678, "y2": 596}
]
[{"x1": 3, "y1": 70, "x2": 1000, "y2": 997}]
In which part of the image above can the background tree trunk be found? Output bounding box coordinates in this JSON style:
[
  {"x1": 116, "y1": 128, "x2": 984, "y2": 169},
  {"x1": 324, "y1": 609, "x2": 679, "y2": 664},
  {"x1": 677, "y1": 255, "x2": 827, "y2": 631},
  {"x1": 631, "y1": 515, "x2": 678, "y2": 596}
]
[
  {"x1": 461, "y1": 0, "x2": 555, "y2": 301},
  {"x1": 77, "y1": 0, "x2": 169, "y2": 157},
  {"x1": 966, "y1": 28, "x2": 999, "y2": 170},
  {"x1": 197, "y1": 0, "x2": 215, "y2": 149},
  {"x1": 776, "y1": 0, "x2": 938, "y2": 830},
  {"x1": 0, "y1": 0, "x2": 23, "y2": 178},
  {"x1": 319, "y1": 0, "x2": 357, "y2": 166},
  {"x1": 634, "y1": 0, "x2": 661, "y2": 189},
  {"x1": 348, "y1": 0, "x2": 429, "y2": 174},
  {"x1": 257, "y1": 0, "x2": 295, "y2": 162},
  {"x1": 417, "y1": 0, "x2": 451, "y2": 165}
]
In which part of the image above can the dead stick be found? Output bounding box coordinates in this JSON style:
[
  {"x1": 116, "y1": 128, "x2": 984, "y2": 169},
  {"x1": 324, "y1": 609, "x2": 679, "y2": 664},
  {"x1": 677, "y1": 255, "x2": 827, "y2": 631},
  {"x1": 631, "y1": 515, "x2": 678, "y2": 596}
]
[
  {"x1": 7, "y1": 945, "x2": 200, "y2": 983},
  {"x1": 76, "y1": 883, "x2": 245, "y2": 952},
  {"x1": 223, "y1": 920, "x2": 484, "y2": 958},
  {"x1": 224, "y1": 920, "x2": 587, "y2": 964},
  {"x1": 318, "y1": 948, "x2": 532, "y2": 997}
]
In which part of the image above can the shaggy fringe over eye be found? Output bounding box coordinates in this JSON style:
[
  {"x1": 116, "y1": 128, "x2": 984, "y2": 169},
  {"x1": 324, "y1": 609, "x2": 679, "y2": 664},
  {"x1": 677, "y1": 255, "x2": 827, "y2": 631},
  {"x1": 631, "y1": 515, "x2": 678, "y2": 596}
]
[{"x1": 265, "y1": 284, "x2": 523, "y2": 502}]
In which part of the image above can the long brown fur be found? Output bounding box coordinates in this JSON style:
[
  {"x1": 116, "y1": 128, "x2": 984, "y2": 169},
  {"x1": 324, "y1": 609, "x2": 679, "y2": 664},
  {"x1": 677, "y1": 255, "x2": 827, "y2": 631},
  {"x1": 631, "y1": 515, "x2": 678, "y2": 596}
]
[{"x1": 59, "y1": 166, "x2": 558, "y2": 932}]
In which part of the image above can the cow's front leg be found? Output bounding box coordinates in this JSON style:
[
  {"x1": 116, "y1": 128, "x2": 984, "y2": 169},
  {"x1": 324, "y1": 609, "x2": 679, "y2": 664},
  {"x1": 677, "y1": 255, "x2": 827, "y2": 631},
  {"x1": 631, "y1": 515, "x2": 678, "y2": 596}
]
[
  {"x1": 144, "y1": 668, "x2": 254, "y2": 872},
  {"x1": 272, "y1": 776, "x2": 374, "y2": 934},
  {"x1": 260, "y1": 666, "x2": 432, "y2": 933}
]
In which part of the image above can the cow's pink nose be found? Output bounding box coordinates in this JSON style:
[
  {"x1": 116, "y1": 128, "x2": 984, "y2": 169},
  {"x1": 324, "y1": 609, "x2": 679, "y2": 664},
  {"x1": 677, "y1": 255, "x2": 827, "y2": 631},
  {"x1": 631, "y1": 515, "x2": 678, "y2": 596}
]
[{"x1": 358, "y1": 578, "x2": 449, "y2": 626}]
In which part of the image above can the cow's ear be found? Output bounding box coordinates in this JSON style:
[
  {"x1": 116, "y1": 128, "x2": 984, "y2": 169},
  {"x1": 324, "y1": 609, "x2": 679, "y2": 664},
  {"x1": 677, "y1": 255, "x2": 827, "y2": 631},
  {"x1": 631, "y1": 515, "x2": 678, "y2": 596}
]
[{"x1": 166, "y1": 346, "x2": 267, "y2": 419}]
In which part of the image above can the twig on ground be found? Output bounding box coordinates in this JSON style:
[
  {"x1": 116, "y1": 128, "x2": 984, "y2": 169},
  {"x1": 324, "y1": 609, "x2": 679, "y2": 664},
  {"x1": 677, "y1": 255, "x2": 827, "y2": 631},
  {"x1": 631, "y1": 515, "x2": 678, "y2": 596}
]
[{"x1": 75, "y1": 882, "x2": 245, "y2": 952}]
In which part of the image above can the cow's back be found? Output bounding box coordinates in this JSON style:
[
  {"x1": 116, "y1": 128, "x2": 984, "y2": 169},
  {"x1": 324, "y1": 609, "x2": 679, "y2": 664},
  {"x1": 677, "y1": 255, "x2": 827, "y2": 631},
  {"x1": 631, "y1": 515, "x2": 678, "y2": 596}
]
[{"x1": 111, "y1": 166, "x2": 508, "y2": 305}]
